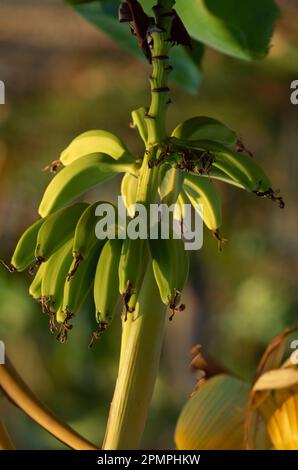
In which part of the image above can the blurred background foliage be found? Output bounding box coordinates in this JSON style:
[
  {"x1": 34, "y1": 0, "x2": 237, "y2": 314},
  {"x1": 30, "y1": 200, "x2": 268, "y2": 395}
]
[{"x1": 0, "y1": 0, "x2": 297, "y2": 449}]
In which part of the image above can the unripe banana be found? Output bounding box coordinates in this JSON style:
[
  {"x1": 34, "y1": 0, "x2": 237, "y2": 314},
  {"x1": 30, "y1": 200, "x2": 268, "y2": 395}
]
[
  {"x1": 204, "y1": 167, "x2": 246, "y2": 189},
  {"x1": 118, "y1": 238, "x2": 148, "y2": 314},
  {"x1": 158, "y1": 164, "x2": 184, "y2": 205},
  {"x1": 70, "y1": 201, "x2": 116, "y2": 277},
  {"x1": 150, "y1": 236, "x2": 189, "y2": 318},
  {"x1": 183, "y1": 175, "x2": 222, "y2": 232},
  {"x1": 35, "y1": 203, "x2": 88, "y2": 263},
  {"x1": 131, "y1": 107, "x2": 148, "y2": 144},
  {"x1": 39, "y1": 152, "x2": 138, "y2": 217},
  {"x1": 93, "y1": 238, "x2": 123, "y2": 335},
  {"x1": 7, "y1": 218, "x2": 45, "y2": 272},
  {"x1": 41, "y1": 238, "x2": 73, "y2": 315},
  {"x1": 121, "y1": 172, "x2": 138, "y2": 218},
  {"x1": 172, "y1": 116, "x2": 237, "y2": 147},
  {"x1": 60, "y1": 129, "x2": 134, "y2": 165},
  {"x1": 62, "y1": 241, "x2": 101, "y2": 320},
  {"x1": 29, "y1": 262, "x2": 46, "y2": 301}
]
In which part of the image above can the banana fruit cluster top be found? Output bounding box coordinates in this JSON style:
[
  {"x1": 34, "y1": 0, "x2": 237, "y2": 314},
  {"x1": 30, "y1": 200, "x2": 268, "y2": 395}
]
[{"x1": 2, "y1": 109, "x2": 283, "y2": 346}]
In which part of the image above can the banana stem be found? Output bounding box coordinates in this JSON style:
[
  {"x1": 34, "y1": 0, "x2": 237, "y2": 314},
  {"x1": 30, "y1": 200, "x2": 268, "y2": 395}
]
[
  {"x1": 0, "y1": 360, "x2": 98, "y2": 450},
  {"x1": 103, "y1": 266, "x2": 166, "y2": 450}
]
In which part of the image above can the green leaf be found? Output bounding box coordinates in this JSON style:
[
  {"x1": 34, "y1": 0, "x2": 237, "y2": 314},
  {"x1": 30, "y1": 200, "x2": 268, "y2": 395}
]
[
  {"x1": 175, "y1": 0, "x2": 280, "y2": 61},
  {"x1": 66, "y1": 0, "x2": 203, "y2": 94}
]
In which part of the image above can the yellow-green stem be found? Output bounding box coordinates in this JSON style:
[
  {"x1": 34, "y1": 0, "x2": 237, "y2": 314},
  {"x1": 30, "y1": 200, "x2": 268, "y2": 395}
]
[{"x1": 103, "y1": 266, "x2": 166, "y2": 449}]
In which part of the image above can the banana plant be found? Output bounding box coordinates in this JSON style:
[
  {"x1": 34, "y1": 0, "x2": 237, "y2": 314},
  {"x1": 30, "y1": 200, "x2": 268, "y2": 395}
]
[{"x1": 1, "y1": 0, "x2": 284, "y2": 450}]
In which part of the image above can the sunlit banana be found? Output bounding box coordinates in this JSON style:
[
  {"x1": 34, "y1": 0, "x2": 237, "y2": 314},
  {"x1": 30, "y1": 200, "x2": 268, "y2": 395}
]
[
  {"x1": 35, "y1": 203, "x2": 87, "y2": 263},
  {"x1": 118, "y1": 238, "x2": 148, "y2": 315},
  {"x1": 5, "y1": 218, "x2": 45, "y2": 272},
  {"x1": 158, "y1": 164, "x2": 184, "y2": 205},
  {"x1": 57, "y1": 242, "x2": 101, "y2": 344},
  {"x1": 204, "y1": 167, "x2": 246, "y2": 189},
  {"x1": 121, "y1": 172, "x2": 138, "y2": 218},
  {"x1": 62, "y1": 241, "x2": 101, "y2": 320},
  {"x1": 29, "y1": 262, "x2": 46, "y2": 301},
  {"x1": 172, "y1": 116, "x2": 237, "y2": 147},
  {"x1": 41, "y1": 239, "x2": 73, "y2": 315},
  {"x1": 39, "y1": 152, "x2": 138, "y2": 217},
  {"x1": 150, "y1": 235, "x2": 189, "y2": 318},
  {"x1": 40, "y1": 239, "x2": 73, "y2": 333},
  {"x1": 183, "y1": 175, "x2": 222, "y2": 232},
  {"x1": 131, "y1": 107, "x2": 148, "y2": 144},
  {"x1": 69, "y1": 201, "x2": 116, "y2": 277},
  {"x1": 92, "y1": 239, "x2": 123, "y2": 344},
  {"x1": 60, "y1": 129, "x2": 134, "y2": 165}
]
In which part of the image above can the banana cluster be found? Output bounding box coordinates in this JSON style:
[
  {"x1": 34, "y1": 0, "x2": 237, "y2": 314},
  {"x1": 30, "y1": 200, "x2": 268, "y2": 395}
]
[{"x1": 3, "y1": 111, "x2": 283, "y2": 344}]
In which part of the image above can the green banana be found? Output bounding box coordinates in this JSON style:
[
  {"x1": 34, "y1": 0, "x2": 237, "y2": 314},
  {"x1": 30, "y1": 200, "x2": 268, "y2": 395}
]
[
  {"x1": 39, "y1": 152, "x2": 138, "y2": 217},
  {"x1": 121, "y1": 172, "x2": 138, "y2": 218},
  {"x1": 150, "y1": 235, "x2": 189, "y2": 318},
  {"x1": 203, "y1": 167, "x2": 246, "y2": 189},
  {"x1": 58, "y1": 241, "x2": 102, "y2": 343},
  {"x1": 35, "y1": 203, "x2": 87, "y2": 262},
  {"x1": 60, "y1": 129, "x2": 134, "y2": 165},
  {"x1": 70, "y1": 201, "x2": 116, "y2": 277},
  {"x1": 29, "y1": 262, "x2": 46, "y2": 301},
  {"x1": 40, "y1": 239, "x2": 73, "y2": 315},
  {"x1": 174, "y1": 192, "x2": 188, "y2": 221},
  {"x1": 131, "y1": 107, "x2": 148, "y2": 144},
  {"x1": 158, "y1": 164, "x2": 184, "y2": 206},
  {"x1": 62, "y1": 241, "x2": 101, "y2": 320},
  {"x1": 183, "y1": 175, "x2": 222, "y2": 232},
  {"x1": 172, "y1": 116, "x2": 237, "y2": 147},
  {"x1": 6, "y1": 218, "x2": 45, "y2": 272},
  {"x1": 40, "y1": 239, "x2": 73, "y2": 333},
  {"x1": 93, "y1": 239, "x2": 123, "y2": 341},
  {"x1": 118, "y1": 238, "x2": 148, "y2": 315}
]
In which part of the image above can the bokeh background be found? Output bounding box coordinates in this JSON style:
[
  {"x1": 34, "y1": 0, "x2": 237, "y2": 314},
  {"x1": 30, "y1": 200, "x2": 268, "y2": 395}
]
[{"x1": 0, "y1": 0, "x2": 297, "y2": 449}]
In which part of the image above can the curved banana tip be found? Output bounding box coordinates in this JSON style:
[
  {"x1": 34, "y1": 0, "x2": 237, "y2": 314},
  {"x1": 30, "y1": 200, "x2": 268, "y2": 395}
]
[
  {"x1": 67, "y1": 255, "x2": 83, "y2": 281},
  {"x1": 212, "y1": 229, "x2": 227, "y2": 252},
  {"x1": 88, "y1": 321, "x2": 108, "y2": 349},
  {"x1": 42, "y1": 159, "x2": 63, "y2": 173},
  {"x1": 56, "y1": 310, "x2": 74, "y2": 343},
  {"x1": 122, "y1": 281, "x2": 136, "y2": 321},
  {"x1": 254, "y1": 188, "x2": 285, "y2": 209},
  {"x1": 29, "y1": 257, "x2": 45, "y2": 276},
  {"x1": 168, "y1": 289, "x2": 186, "y2": 321},
  {"x1": 0, "y1": 259, "x2": 18, "y2": 273}
]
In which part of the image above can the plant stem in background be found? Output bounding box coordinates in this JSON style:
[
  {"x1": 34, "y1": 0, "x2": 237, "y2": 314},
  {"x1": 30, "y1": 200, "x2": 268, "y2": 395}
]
[
  {"x1": 0, "y1": 360, "x2": 98, "y2": 450},
  {"x1": 102, "y1": 0, "x2": 175, "y2": 450},
  {"x1": 0, "y1": 420, "x2": 15, "y2": 450}
]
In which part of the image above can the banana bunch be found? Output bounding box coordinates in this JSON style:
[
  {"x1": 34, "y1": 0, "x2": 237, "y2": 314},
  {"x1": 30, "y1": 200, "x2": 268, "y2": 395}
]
[{"x1": 3, "y1": 113, "x2": 283, "y2": 343}]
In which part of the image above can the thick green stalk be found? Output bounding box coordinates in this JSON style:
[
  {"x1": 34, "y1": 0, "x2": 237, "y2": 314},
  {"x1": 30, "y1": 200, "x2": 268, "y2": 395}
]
[
  {"x1": 102, "y1": 0, "x2": 175, "y2": 450},
  {"x1": 103, "y1": 266, "x2": 166, "y2": 449}
]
